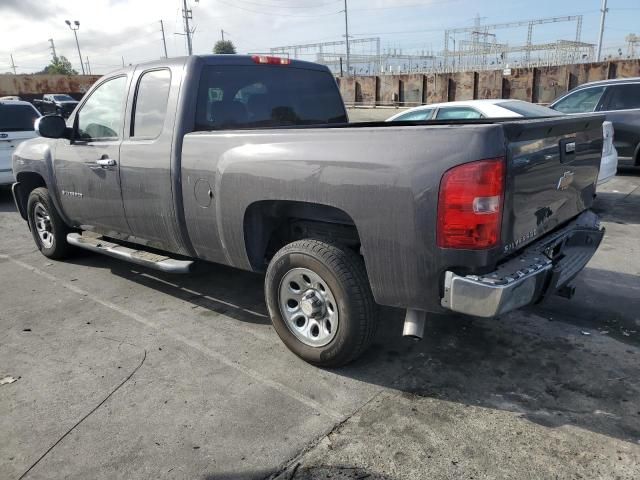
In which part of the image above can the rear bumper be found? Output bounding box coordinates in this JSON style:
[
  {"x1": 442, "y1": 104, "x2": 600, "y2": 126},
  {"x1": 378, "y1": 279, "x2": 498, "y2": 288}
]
[{"x1": 441, "y1": 210, "x2": 604, "y2": 318}]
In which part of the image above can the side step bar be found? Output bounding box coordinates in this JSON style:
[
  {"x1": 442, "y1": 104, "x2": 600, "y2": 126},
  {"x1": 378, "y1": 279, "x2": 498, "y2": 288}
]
[{"x1": 67, "y1": 233, "x2": 193, "y2": 273}]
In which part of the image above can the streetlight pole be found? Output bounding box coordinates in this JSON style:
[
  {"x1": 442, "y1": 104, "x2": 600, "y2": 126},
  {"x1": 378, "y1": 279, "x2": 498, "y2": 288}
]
[
  {"x1": 343, "y1": 0, "x2": 350, "y2": 76},
  {"x1": 65, "y1": 20, "x2": 85, "y2": 74}
]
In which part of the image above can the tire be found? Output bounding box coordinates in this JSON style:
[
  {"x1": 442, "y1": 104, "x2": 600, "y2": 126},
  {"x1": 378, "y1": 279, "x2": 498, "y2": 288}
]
[
  {"x1": 265, "y1": 239, "x2": 377, "y2": 367},
  {"x1": 27, "y1": 187, "x2": 73, "y2": 259}
]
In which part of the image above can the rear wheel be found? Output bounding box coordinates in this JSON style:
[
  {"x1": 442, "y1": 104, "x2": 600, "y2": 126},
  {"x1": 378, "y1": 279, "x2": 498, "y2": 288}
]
[
  {"x1": 265, "y1": 239, "x2": 377, "y2": 367},
  {"x1": 27, "y1": 187, "x2": 73, "y2": 259}
]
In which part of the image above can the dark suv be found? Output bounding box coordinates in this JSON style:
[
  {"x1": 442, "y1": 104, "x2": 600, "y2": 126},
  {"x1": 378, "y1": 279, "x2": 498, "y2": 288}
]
[
  {"x1": 33, "y1": 94, "x2": 79, "y2": 118},
  {"x1": 550, "y1": 78, "x2": 640, "y2": 166}
]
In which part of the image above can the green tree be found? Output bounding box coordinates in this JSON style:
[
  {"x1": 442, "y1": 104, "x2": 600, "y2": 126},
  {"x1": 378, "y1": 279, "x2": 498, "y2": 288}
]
[
  {"x1": 39, "y1": 56, "x2": 78, "y2": 75},
  {"x1": 213, "y1": 40, "x2": 237, "y2": 55}
]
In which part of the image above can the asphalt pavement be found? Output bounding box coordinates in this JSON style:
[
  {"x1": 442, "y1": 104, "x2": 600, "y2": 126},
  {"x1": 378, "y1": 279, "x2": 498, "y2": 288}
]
[{"x1": 1, "y1": 171, "x2": 639, "y2": 480}]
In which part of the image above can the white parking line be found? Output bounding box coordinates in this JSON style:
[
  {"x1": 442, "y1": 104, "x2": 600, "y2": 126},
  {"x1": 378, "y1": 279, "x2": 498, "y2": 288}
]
[{"x1": 1, "y1": 254, "x2": 343, "y2": 421}]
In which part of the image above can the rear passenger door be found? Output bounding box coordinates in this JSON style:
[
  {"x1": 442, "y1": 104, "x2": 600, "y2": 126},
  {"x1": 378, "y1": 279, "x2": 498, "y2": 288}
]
[
  {"x1": 601, "y1": 83, "x2": 640, "y2": 159},
  {"x1": 118, "y1": 66, "x2": 190, "y2": 254}
]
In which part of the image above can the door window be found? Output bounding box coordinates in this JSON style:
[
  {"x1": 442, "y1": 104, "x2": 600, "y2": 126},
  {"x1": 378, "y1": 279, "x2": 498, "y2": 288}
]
[
  {"x1": 605, "y1": 84, "x2": 640, "y2": 111},
  {"x1": 77, "y1": 76, "x2": 127, "y2": 141},
  {"x1": 435, "y1": 107, "x2": 483, "y2": 119},
  {"x1": 132, "y1": 69, "x2": 171, "y2": 138},
  {"x1": 552, "y1": 86, "x2": 606, "y2": 114},
  {"x1": 393, "y1": 109, "x2": 434, "y2": 121}
]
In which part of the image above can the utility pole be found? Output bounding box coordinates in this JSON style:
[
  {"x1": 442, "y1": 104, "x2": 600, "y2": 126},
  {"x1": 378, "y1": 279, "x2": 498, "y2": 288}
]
[
  {"x1": 596, "y1": 0, "x2": 608, "y2": 62},
  {"x1": 160, "y1": 20, "x2": 168, "y2": 58},
  {"x1": 10, "y1": 54, "x2": 17, "y2": 74},
  {"x1": 221, "y1": 29, "x2": 225, "y2": 41},
  {"x1": 122, "y1": 56, "x2": 125, "y2": 67},
  {"x1": 65, "y1": 20, "x2": 85, "y2": 74},
  {"x1": 48, "y1": 38, "x2": 58, "y2": 61},
  {"x1": 343, "y1": 0, "x2": 350, "y2": 76},
  {"x1": 85, "y1": 56, "x2": 91, "y2": 75},
  {"x1": 182, "y1": 0, "x2": 193, "y2": 56}
]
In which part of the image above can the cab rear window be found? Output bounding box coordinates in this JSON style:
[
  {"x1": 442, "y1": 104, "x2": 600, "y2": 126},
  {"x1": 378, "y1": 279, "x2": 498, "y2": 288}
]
[
  {"x1": 195, "y1": 65, "x2": 347, "y2": 130},
  {"x1": 0, "y1": 104, "x2": 39, "y2": 131}
]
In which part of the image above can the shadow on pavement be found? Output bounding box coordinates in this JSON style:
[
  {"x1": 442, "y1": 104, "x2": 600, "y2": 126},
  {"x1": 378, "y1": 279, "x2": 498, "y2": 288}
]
[
  {"x1": 0, "y1": 186, "x2": 17, "y2": 213},
  {"x1": 3, "y1": 175, "x2": 638, "y2": 452},
  {"x1": 64, "y1": 249, "x2": 640, "y2": 448},
  {"x1": 203, "y1": 466, "x2": 392, "y2": 480},
  {"x1": 592, "y1": 191, "x2": 640, "y2": 225}
]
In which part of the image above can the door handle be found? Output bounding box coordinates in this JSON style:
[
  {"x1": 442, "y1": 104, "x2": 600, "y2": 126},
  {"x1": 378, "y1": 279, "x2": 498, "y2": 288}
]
[{"x1": 95, "y1": 158, "x2": 116, "y2": 168}]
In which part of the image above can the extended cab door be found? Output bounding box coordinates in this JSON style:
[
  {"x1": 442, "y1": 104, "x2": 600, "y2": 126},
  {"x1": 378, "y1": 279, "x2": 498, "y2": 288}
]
[
  {"x1": 53, "y1": 75, "x2": 130, "y2": 234},
  {"x1": 118, "y1": 65, "x2": 190, "y2": 255}
]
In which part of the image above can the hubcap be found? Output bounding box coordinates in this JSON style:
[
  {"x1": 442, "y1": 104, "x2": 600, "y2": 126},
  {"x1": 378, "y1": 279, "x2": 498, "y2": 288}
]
[
  {"x1": 33, "y1": 202, "x2": 54, "y2": 249},
  {"x1": 278, "y1": 267, "x2": 339, "y2": 347}
]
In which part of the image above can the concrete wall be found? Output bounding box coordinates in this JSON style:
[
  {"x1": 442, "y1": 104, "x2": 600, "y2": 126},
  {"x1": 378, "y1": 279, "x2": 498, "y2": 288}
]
[
  {"x1": 0, "y1": 74, "x2": 100, "y2": 101},
  {"x1": 3, "y1": 60, "x2": 639, "y2": 106},
  {"x1": 338, "y1": 59, "x2": 640, "y2": 106}
]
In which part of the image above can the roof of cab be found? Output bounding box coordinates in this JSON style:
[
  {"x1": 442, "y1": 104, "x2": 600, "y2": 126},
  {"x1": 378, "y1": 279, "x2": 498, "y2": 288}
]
[{"x1": 105, "y1": 54, "x2": 331, "y2": 77}]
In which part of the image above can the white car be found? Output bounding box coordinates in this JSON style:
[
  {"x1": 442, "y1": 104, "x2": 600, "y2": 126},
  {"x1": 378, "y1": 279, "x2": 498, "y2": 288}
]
[
  {"x1": 0, "y1": 100, "x2": 41, "y2": 186},
  {"x1": 387, "y1": 99, "x2": 618, "y2": 185}
]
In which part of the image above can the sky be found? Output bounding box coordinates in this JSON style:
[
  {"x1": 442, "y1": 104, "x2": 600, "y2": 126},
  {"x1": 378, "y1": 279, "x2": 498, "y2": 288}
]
[{"x1": 0, "y1": 0, "x2": 639, "y2": 74}]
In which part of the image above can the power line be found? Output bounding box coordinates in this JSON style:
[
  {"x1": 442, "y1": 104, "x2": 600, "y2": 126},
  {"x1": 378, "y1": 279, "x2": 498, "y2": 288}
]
[
  {"x1": 214, "y1": 0, "x2": 341, "y2": 18},
  {"x1": 231, "y1": 0, "x2": 341, "y2": 8},
  {"x1": 48, "y1": 39, "x2": 57, "y2": 61},
  {"x1": 596, "y1": 0, "x2": 608, "y2": 62},
  {"x1": 182, "y1": 0, "x2": 193, "y2": 55},
  {"x1": 343, "y1": 0, "x2": 350, "y2": 76}
]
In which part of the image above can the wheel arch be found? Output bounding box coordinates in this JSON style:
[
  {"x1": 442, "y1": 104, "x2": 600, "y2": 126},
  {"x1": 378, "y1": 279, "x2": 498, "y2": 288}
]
[
  {"x1": 13, "y1": 171, "x2": 47, "y2": 220},
  {"x1": 242, "y1": 200, "x2": 362, "y2": 272}
]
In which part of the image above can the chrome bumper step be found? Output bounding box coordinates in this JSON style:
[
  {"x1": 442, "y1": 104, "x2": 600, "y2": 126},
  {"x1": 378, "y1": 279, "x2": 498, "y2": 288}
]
[{"x1": 67, "y1": 233, "x2": 193, "y2": 273}]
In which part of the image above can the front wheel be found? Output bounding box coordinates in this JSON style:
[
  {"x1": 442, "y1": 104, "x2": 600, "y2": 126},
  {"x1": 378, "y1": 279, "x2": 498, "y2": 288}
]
[
  {"x1": 265, "y1": 239, "x2": 377, "y2": 367},
  {"x1": 27, "y1": 187, "x2": 73, "y2": 259}
]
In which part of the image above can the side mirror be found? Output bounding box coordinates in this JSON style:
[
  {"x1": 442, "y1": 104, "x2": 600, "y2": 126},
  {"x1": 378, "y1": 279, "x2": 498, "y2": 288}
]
[{"x1": 35, "y1": 115, "x2": 68, "y2": 139}]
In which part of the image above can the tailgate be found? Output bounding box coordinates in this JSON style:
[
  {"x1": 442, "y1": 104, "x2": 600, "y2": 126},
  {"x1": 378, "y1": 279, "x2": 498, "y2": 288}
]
[{"x1": 501, "y1": 115, "x2": 604, "y2": 255}]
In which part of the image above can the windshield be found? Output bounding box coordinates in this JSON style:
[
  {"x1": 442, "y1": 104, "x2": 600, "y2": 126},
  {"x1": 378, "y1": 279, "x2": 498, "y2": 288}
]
[
  {"x1": 54, "y1": 95, "x2": 75, "y2": 102},
  {"x1": 499, "y1": 101, "x2": 562, "y2": 117},
  {"x1": 0, "y1": 104, "x2": 40, "y2": 131}
]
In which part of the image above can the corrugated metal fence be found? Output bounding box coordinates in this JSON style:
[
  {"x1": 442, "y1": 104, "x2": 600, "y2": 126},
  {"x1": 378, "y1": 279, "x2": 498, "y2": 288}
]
[{"x1": 338, "y1": 59, "x2": 640, "y2": 106}]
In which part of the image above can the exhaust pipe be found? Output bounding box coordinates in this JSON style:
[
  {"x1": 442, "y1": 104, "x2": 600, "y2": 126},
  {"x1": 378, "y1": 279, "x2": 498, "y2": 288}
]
[{"x1": 403, "y1": 309, "x2": 426, "y2": 340}]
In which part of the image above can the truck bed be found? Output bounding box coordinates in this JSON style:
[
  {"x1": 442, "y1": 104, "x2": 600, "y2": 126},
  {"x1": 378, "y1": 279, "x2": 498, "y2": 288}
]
[{"x1": 180, "y1": 114, "x2": 604, "y2": 312}]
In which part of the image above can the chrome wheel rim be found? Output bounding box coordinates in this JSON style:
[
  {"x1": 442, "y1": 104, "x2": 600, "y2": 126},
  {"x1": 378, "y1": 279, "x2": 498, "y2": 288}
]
[
  {"x1": 278, "y1": 267, "x2": 339, "y2": 347},
  {"x1": 33, "y1": 202, "x2": 54, "y2": 249}
]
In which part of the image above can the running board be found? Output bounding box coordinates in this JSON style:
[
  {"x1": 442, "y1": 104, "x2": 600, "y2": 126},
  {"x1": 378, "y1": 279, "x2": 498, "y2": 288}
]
[{"x1": 67, "y1": 233, "x2": 193, "y2": 273}]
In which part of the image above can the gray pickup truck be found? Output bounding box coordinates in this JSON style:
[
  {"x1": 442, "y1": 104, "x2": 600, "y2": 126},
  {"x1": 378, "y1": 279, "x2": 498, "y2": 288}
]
[{"x1": 11, "y1": 55, "x2": 605, "y2": 366}]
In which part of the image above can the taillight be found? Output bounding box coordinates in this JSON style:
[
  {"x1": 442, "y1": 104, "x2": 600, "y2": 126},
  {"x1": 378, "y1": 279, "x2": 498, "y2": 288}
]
[
  {"x1": 437, "y1": 157, "x2": 505, "y2": 249},
  {"x1": 251, "y1": 55, "x2": 291, "y2": 65}
]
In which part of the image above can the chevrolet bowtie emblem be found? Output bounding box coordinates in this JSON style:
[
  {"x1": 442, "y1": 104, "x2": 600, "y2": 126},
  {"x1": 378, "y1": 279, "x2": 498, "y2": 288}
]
[{"x1": 557, "y1": 171, "x2": 575, "y2": 191}]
